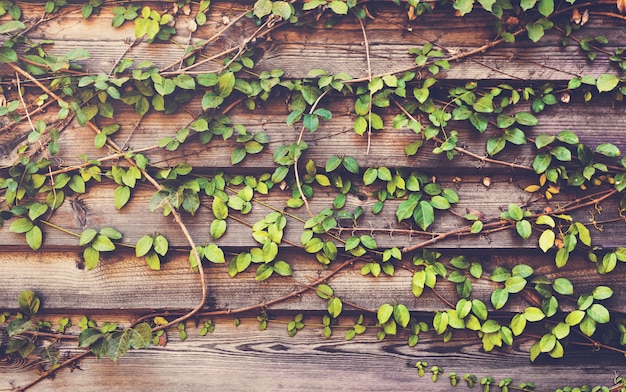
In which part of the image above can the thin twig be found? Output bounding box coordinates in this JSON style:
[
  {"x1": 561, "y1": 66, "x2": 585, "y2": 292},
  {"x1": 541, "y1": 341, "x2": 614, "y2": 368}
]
[
  {"x1": 293, "y1": 89, "x2": 331, "y2": 218},
  {"x1": 14, "y1": 350, "x2": 92, "y2": 392},
  {"x1": 9, "y1": 62, "x2": 206, "y2": 334},
  {"x1": 358, "y1": 17, "x2": 374, "y2": 155}
]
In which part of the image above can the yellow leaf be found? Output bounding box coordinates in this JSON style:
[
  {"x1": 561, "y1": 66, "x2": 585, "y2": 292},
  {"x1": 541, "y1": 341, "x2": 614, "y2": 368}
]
[
  {"x1": 545, "y1": 191, "x2": 553, "y2": 200},
  {"x1": 539, "y1": 174, "x2": 547, "y2": 186},
  {"x1": 154, "y1": 316, "x2": 168, "y2": 325},
  {"x1": 524, "y1": 184, "x2": 541, "y2": 193},
  {"x1": 548, "y1": 185, "x2": 560, "y2": 194}
]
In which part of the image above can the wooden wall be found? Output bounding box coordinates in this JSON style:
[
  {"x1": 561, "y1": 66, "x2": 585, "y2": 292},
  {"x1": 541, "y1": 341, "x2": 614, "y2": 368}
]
[{"x1": 2, "y1": 1, "x2": 626, "y2": 390}]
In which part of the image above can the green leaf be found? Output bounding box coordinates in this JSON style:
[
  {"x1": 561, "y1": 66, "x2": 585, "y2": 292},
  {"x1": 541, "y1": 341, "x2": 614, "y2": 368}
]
[
  {"x1": 254, "y1": 0, "x2": 272, "y2": 17},
  {"x1": 18, "y1": 290, "x2": 40, "y2": 316},
  {"x1": 504, "y1": 128, "x2": 526, "y2": 145},
  {"x1": 508, "y1": 204, "x2": 523, "y2": 221},
  {"x1": 255, "y1": 264, "x2": 273, "y2": 281},
  {"x1": 526, "y1": 22, "x2": 545, "y2": 42},
  {"x1": 328, "y1": 297, "x2": 343, "y2": 318},
  {"x1": 596, "y1": 74, "x2": 619, "y2": 93},
  {"x1": 532, "y1": 153, "x2": 552, "y2": 174},
  {"x1": 144, "y1": 251, "x2": 160, "y2": 270},
  {"x1": 394, "y1": 304, "x2": 411, "y2": 328},
  {"x1": 539, "y1": 229, "x2": 555, "y2": 252},
  {"x1": 510, "y1": 314, "x2": 527, "y2": 336},
  {"x1": 470, "y1": 220, "x2": 483, "y2": 234},
  {"x1": 429, "y1": 195, "x2": 450, "y2": 210},
  {"x1": 273, "y1": 260, "x2": 292, "y2": 276},
  {"x1": 92, "y1": 235, "x2": 115, "y2": 252},
  {"x1": 592, "y1": 286, "x2": 613, "y2": 300},
  {"x1": 587, "y1": 304, "x2": 610, "y2": 324},
  {"x1": 566, "y1": 310, "x2": 585, "y2": 326},
  {"x1": 316, "y1": 284, "x2": 334, "y2": 299},
  {"x1": 491, "y1": 288, "x2": 509, "y2": 309},
  {"x1": 486, "y1": 136, "x2": 505, "y2": 156},
  {"x1": 363, "y1": 167, "x2": 378, "y2": 185},
  {"x1": 342, "y1": 157, "x2": 359, "y2": 174},
  {"x1": 555, "y1": 248, "x2": 569, "y2": 268},
  {"x1": 536, "y1": 215, "x2": 555, "y2": 228},
  {"x1": 472, "y1": 299, "x2": 488, "y2": 321},
  {"x1": 481, "y1": 319, "x2": 500, "y2": 334},
  {"x1": 505, "y1": 276, "x2": 527, "y2": 293},
  {"x1": 231, "y1": 148, "x2": 247, "y2": 165},
  {"x1": 553, "y1": 322, "x2": 570, "y2": 340},
  {"x1": 328, "y1": 0, "x2": 348, "y2": 14},
  {"x1": 580, "y1": 316, "x2": 596, "y2": 336},
  {"x1": 516, "y1": 220, "x2": 532, "y2": 240},
  {"x1": 524, "y1": 307, "x2": 545, "y2": 322},
  {"x1": 153, "y1": 235, "x2": 168, "y2": 256},
  {"x1": 26, "y1": 226, "x2": 43, "y2": 250},
  {"x1": 378, "y1": 304, "x2": 394, "y2": 324},
  {"x1": 10, "y1": 218, "x2": 34, "y2": 234},
  {"x1": 538, "y1": 0, "x2": 554, "y2": 17},
  {"x1": 595, "y1": 143, "x2": 621, "y2": 157},
  {"x1": 552, "y1": 278, "x2": 574, "y2": 295},
  {"x1": 550, "y1": 146, "x2": 572, "y2": 161},
  {"x1": 136, "y1": 235, "x2": 154, "y2": 257},
  {"x1": 413, "y1": 200, "x2": 434, "y2": 231},
  {"x1": 453, "y1": 0, "x2": 474, "y2": 16},
  {"x1": 80, "y1": 229, "x2": 98, "y2": 246},
  {"x1": 83, "y1": 246, "x2": 100, "y2": 270},
  {"x1": 114, "y1": 186, "x2": 131, "y2": 209},
  {"x1": 539, "y1": 333, "x2": 556, "y2": 353},
  {"x1": 210, "y1": 219, "x2": 227, "y2": 240},
  {"x1": 212, "y1": 197, "x2": 228, "y2": 220},
  {"x1": 556, "y1": 131, "x2": 579, "y2": 145},
  {"x1": 0, "y1": 47, "x2": 18, "y2": 63},
  {"x1": 360, "y1": 235, "x2": 377, "y2": 250},
  {"x1": 79, "y1": 328, "x2": 104, "y2": 348},
  {"x1": 473, "y1": 95, "x2": 493, "y2": 113},
  {"x1": 514, "y1": 112, "x2": 538, "y2": 126},
  {"x1": 129, "y1": 323, "x2": 152, "y2": 349},
  {"x1": 28, "y1": 203, "x2": 48, "y2": 221},
  {"x1": 304, "y1": 237, "x2": 324, "y2": 253}
]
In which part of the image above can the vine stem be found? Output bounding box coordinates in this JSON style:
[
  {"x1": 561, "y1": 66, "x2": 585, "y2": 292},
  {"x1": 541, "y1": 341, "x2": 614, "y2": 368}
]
[
  {"x1": 357, "y1": 17, "x2": 374, "y2": 155},
  {"x1": 159, "y1": 8, "x2": 251, "y2": 73},
  {"x1": 293, "y1": 88, "x2": 331, "y2": 218},
  {"x1": 132, "y1": 254, "x2": 365, "y2": 324},
  {"x1": 391, "y1": 99, "x2": 534, "y2": 172},
  {"x1": 9, "y1": 59, "x2": 206, "y2": 345},
  {"x1": 13, "y1": 350, "x2": 92, "y2": 392}
]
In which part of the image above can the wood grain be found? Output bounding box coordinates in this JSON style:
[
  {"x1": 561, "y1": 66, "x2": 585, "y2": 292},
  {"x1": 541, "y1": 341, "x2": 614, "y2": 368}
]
[
  {"x1": 0, "y1": 249, "x2": 623, "y2": 313},
  {"x1": 2, "y1": 315, "x2": 624, "y2": 391},
  {"x1": 0, "y1": 174, "x2": 621, "y2": 250}
]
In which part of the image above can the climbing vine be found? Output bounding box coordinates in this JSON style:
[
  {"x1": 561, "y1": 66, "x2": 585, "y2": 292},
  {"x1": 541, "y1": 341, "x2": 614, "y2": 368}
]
[{"x1": 1, "y1": 0, "x2": 626, "y2": 390}]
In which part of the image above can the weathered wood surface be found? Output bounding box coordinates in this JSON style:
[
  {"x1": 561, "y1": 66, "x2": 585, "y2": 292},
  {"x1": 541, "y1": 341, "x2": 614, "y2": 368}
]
[
  {"x1": 3, "y1": 2, "x2": 624, "y2": 81},
  {"x1": 3, "y1": 96, "x2": 626, "y2": 171},
  {"x1": 2, "y1": 1, "x2": 626, "y2": 391},
  {"x1": 4, "y1": 315, "x2": 623, "y2": 391},
  {"x1": 0, "y1": 250, "x2": 623, "y2": 313},
  {"x1": 0, "y1": 174, "x2": 622, "y2": 250}
]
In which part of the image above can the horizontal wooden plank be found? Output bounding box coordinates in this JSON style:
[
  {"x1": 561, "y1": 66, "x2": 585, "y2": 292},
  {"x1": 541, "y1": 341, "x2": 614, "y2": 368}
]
[
  {"x1": 0, "y1": 249, "x2": 623, "y2": 312},
  {"x1": 3, "y1": 314, "x2": 624, "y2": 391},
  {"x1": 0, "y1": 174, "x2": 622, "y2": 250},
  {"x1": 1, "y1": 2, "x2": 620, "y2": 81},
  {"x1": 2, "y1": 94, "x2": 626, "y2": 173}
]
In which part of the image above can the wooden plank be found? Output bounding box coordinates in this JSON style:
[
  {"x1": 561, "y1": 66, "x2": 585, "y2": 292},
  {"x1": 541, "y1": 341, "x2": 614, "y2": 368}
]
[
  {"x1": 1, "y1": 2, "x2": 622, "y2": 82},
  {"x1": 0, "y1": 174, "x2": 622, "y2": 250},
  {"x1": 2, "y1": 315, "x2": 624, "y2": 391},
  {"x1": 0, "y1": 249, "x2": 623, "y2": 312},
  {"x1": 2, "y1": 95, "x2": 626, "y2": 172}
]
